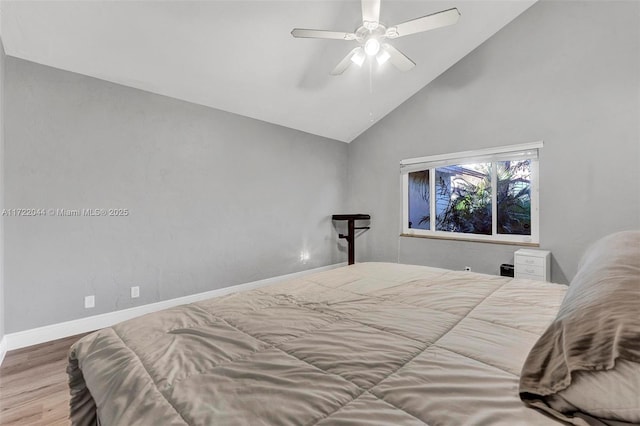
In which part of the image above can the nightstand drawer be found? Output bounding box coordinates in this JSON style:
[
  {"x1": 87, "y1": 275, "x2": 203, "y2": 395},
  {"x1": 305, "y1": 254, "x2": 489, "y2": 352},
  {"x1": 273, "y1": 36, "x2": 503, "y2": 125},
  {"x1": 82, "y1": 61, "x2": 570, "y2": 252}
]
[
  {"x1": 515, "y1": 255, "x2": 544, "y2": 268},
  {"x1": 515, "y1": 271, "x2": 546, "y2": 281},
  {"x1": 516, "y1": 264, "x2": 544, "y2": 277}
]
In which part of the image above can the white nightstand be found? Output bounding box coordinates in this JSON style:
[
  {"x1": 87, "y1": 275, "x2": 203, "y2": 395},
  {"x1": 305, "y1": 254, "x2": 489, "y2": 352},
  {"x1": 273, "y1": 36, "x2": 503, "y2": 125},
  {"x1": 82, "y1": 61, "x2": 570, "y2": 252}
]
[{"x1": 514, "y1": 249, "x2": 551, "y2": 282}]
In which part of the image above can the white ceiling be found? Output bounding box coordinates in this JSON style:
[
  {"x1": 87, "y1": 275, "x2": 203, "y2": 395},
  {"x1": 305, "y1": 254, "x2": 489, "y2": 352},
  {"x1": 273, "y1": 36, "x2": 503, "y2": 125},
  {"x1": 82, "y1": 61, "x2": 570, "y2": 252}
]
[{"x1": 1, "y1": 0, "x2": 536, "y2": 142}]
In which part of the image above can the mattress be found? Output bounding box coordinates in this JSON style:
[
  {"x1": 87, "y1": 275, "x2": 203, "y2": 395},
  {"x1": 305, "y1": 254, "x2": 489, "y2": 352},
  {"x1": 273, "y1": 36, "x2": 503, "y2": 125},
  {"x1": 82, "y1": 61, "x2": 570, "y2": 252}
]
[{"x1": 68, "y1": 262, "x2": 568, "y2": 425}]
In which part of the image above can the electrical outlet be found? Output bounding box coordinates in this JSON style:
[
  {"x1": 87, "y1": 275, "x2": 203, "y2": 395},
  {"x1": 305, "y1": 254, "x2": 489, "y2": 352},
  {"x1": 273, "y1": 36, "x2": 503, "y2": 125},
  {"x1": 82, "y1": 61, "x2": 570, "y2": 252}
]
[
  {"x1": 131, "y1": 286, "x2": 140, "y2": 298},
  {"x1": 84, "y1": 295, "x2": 95, "y2": 309},
  {"x1": 464, "y1": 266, "x2": 471, "y2": 272}
]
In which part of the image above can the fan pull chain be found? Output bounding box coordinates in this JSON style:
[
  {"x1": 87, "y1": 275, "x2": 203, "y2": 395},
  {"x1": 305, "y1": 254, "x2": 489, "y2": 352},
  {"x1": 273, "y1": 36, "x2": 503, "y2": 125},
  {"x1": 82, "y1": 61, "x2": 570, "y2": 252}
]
[
  {"x1": 369, "y1": 60, "x2": 373, "y2": 94},
  {"x1": 369, "y1": 60, "x2": 375, "y2": 123}
]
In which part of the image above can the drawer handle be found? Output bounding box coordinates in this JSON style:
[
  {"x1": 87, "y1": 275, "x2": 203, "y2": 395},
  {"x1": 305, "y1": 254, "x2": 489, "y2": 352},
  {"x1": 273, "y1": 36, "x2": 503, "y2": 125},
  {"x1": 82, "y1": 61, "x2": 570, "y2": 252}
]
[
  {"x1": 525, "y1": 268, "x2": 536, "y2": 274},
  {"x1": 524, "y1": 259, "x2": 535, "y2": 264}
]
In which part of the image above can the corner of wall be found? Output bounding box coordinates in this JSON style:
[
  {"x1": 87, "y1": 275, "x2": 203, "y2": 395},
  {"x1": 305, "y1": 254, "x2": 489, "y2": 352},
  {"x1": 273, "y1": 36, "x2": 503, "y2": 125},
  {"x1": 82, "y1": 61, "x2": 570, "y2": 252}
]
[{"x1": 0, "y1": 36, "x2": 6, "y2": 355}]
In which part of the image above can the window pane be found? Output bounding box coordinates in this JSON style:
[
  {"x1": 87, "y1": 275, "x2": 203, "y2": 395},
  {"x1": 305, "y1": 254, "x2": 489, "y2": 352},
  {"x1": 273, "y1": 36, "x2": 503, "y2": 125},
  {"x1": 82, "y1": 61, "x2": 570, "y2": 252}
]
[
  {"x1": 435, "y1": 163, "x2": 492, "y2": 235},
  {"x1": 408, "y1": 170, "x2": 430, "y2": 230},
  {"x1": 497, "y1": 160, "x2": 531, "y2": 235}
]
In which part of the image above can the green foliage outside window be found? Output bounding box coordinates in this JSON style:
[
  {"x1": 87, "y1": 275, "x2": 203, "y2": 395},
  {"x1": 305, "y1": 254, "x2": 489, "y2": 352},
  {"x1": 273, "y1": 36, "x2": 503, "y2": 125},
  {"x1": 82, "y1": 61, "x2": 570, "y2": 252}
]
[{"x1": 410, "y1": 160, "x2": 531, "y2": 236}]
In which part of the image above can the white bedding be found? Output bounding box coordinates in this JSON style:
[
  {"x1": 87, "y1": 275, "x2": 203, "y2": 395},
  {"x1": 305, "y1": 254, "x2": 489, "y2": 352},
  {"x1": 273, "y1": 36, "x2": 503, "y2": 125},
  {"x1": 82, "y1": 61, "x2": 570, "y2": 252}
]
[{"x1": 69, "y1": 262, "x2": 568, "y2": 425}]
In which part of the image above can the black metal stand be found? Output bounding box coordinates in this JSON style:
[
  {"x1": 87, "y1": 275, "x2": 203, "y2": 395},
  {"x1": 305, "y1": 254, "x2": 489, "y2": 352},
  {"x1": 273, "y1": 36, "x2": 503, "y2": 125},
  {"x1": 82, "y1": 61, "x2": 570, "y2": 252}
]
[{"x1": 332, "y1": 214, "x2": 371, "y2": 265}]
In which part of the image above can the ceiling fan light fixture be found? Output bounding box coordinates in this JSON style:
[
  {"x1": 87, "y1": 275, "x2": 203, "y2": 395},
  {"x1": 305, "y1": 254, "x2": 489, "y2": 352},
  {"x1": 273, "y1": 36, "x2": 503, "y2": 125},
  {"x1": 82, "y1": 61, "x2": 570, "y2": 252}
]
[
  {"x1": 376, "y1": 49, "x2": 390, "y2": 65},
  {"x1": 350, "y1": 49, "x2": 366, "y2": 67},
  {"x1": 364, "y1": 38, "x2": 381, "y2": 56}
]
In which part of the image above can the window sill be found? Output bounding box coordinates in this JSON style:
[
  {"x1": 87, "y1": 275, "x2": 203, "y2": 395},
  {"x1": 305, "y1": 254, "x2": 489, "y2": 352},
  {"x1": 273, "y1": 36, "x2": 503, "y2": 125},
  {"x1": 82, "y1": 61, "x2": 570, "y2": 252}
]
[{"x1": 400, "y1": 233, "x2": 540, "y2": 247}]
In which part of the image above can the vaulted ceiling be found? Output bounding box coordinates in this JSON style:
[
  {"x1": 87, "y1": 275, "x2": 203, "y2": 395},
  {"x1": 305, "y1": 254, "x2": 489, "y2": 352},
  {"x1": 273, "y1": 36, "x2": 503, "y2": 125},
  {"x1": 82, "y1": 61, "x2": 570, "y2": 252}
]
[{"x1": 1, "y1": 1, "x2": 536, "y2": 142}]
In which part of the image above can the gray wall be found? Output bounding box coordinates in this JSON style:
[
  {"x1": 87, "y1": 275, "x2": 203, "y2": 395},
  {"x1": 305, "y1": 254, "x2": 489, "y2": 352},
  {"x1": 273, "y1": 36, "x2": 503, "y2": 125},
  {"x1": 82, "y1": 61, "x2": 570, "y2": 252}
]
[
  {"x1": 347, "y1": 0, "x2": 640, "y2": 283},
  {"x1": 0, "y1": 40, "x2": 5, "y2": 341},
  {"x1": 4, "y1": 58, "x2": 348, "y2": 333}
]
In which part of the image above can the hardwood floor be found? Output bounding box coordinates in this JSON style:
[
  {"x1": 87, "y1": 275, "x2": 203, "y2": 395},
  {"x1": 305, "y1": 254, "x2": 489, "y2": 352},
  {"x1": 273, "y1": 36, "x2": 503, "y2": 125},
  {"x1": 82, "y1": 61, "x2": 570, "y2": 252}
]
[{"x1": 0, "y1": 333, "x2": 91, "y2": 426}]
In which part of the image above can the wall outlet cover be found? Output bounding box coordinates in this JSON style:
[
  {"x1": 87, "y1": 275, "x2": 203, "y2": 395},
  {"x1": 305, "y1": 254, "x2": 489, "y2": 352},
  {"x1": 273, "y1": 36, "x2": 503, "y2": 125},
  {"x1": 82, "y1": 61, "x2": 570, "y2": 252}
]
[
  {"x1": 84, "y1": 295, "x2": 95, "y2": 309},
  {"x1": 131, "y1": 286, "x2": 140, "y2": 298}
]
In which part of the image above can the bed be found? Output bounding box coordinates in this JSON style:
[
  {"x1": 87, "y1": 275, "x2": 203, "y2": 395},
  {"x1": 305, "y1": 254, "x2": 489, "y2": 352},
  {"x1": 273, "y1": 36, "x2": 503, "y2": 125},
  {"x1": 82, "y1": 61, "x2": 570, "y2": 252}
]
[{"x1": 68, "y1": 232, "x2": 640, "y2": 426}]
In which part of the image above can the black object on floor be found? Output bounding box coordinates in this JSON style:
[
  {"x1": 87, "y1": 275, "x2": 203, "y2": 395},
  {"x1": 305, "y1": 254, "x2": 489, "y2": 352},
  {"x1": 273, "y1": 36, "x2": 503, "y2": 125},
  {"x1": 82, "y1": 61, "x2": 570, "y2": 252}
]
[{"x1": 500, "y1": 263, "x2": 515, "y2": 277}]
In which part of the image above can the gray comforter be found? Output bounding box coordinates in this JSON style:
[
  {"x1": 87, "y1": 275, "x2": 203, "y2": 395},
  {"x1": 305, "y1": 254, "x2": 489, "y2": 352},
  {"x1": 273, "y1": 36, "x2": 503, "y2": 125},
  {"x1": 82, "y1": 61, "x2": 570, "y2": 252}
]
[{"x1": 68, "y1": 262, "x2": 567, "y2": 425}]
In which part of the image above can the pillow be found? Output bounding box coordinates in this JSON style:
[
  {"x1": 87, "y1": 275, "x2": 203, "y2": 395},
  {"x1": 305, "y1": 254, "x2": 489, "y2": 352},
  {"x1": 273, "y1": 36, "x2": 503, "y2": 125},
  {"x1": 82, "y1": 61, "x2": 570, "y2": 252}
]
[
  {"x1": 519, "y1": 230, "x2": 640, "y2": 425},
  {"x1": 549, "y1": 358, "x2": 640, "y2": 424}
]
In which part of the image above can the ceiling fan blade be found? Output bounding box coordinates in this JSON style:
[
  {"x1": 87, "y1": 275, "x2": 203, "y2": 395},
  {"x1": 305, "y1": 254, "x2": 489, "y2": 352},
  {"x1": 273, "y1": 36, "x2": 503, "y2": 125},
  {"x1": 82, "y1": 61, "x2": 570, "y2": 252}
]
[
  {"x1": 331, "y1": 47, "x2": 362, "y2": 75},
  {"x1": 291, "y1": 28, "x2": 355, "y2": 40},
  {"x1": 361, "y1": 0, "x2": 381, "y2": 25},
  {"x1": 382, "y1": 44, "x2": 415, "y2": 71},
  {"x1": 388, "y1": 8, "x2": 460, "y2": 38}
]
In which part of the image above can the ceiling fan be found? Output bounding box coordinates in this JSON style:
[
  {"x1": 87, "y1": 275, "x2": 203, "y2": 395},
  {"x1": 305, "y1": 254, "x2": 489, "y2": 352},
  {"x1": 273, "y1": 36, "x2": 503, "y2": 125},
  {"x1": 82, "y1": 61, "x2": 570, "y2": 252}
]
[{"x1": 291, "y1": 0, "x2": 460, "y2": 75}]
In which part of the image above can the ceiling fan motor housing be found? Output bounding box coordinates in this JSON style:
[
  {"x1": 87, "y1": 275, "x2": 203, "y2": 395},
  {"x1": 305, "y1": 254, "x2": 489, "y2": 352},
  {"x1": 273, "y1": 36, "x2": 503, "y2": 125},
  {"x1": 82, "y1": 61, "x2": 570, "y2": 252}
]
[{"x1": 356, "y1": 23, "x2": 386, "y2": 42}]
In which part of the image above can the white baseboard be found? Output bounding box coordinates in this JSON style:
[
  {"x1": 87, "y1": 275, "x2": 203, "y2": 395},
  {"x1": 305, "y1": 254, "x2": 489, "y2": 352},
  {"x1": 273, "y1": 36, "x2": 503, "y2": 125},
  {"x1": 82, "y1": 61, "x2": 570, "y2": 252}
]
[
  {"x1": 3, "y1": 262, "x2": 346, "y2": 354},
  {"x1": 0, "y1": 336, "x2": 7, "y2": 366}
]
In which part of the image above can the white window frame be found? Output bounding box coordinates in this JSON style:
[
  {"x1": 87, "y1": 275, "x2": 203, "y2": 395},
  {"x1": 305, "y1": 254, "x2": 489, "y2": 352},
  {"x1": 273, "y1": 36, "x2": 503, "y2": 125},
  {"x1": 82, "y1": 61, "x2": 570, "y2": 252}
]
[{"x1": 401, "y1": 142, "x2": 542, "y2": 245}]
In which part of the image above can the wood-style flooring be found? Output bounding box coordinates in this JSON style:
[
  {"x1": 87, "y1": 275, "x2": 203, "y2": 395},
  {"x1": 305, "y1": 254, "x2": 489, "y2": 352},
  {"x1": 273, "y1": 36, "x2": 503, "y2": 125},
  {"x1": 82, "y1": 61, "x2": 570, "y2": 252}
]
[{"x1": 0, "y1": 333, "x2": 90, "y2": 425}]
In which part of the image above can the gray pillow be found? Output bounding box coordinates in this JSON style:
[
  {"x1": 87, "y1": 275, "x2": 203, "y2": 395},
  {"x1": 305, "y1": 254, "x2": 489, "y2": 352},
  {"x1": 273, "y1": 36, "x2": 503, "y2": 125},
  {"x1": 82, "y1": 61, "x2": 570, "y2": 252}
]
[{"x1": 519, "y1": 231, "x2": 640, "y2": 425}]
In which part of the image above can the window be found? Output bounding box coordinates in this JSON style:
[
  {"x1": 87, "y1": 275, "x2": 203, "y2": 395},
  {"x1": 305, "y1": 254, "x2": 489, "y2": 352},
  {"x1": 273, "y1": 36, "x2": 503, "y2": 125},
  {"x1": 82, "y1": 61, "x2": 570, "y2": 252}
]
[{"x1": 401, "y1": 142, "x2": 541, "y2": 244}]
